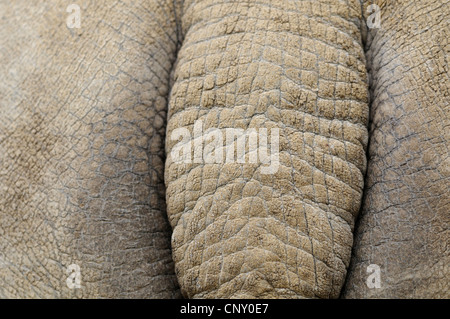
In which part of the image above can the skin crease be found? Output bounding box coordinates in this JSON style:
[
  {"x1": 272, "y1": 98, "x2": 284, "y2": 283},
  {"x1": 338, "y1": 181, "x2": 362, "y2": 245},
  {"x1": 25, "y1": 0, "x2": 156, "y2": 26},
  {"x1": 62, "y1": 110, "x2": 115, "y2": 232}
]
[{"x1": 0, "y1": 0, "x2": 448, "y2": 298}]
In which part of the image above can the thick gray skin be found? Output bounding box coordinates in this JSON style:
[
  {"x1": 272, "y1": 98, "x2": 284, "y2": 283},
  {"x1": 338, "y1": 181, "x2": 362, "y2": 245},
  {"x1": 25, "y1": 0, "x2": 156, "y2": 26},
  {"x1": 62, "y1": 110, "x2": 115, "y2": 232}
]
[
  {"x1": 165, "y1": 0, "x2": 369, "y2": 298},
  {"x1": 343, "y1": 0, "x2": 449, "y2": 298},
  {"x1": 1, "y1": 0, "x2": 448, "y2": 298},
  {"x1": 0, "y1": 0, "x2": 181, "y2": 298},
  {"x1": 167, "y1": 0, "x2": 448, "y2": 298}
]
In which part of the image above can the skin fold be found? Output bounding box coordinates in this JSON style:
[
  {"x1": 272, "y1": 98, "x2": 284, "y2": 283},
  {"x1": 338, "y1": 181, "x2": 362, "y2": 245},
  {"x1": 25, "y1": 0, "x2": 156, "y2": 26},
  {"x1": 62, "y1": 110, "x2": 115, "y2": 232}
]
[
  {"x1": 342, "y1": 0, "x2": 449, "y2": 298},
  {"x1": 166, "y1": 0, "x2": 369, "y2": 298},
  {"x1": 0, "y1": 0, "x2": 181, "y2": 298},
  {"x1": 0, "y1": 0, "x2": 448, "y2": 298}
]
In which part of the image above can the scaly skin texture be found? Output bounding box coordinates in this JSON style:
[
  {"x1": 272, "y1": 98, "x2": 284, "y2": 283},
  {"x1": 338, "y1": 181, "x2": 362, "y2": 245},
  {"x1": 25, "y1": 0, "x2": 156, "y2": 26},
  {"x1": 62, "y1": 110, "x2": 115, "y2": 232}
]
[
  {"x1": 165, "y1": 0, "x2": 369, "y2": 298},
  {"x1": 343, "y1": 0, "x2": 449, "y2": 298},
  {"x1": 1, "y1": 1, "x2": 447, "y2": 299},
  {"x1": 0, "y1": 0, "x2": 181, "y2": 298}
]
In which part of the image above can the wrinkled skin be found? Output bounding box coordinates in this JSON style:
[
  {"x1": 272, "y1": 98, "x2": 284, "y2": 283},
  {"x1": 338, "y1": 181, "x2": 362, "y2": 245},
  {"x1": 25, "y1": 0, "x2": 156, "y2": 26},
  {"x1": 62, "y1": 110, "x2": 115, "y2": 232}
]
[
  {"x1": 0, "y1": 0, "x2": 182, "y2": 298},
  {"x1": 166, "y1": 0, "x2": 369, "y2": 299},
  {"x1": 0, "y1": 0, "x2": 448, "y2": 298},
  {"x1": 342, "y1": 0, "x2": 449, "y2": 298}
]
